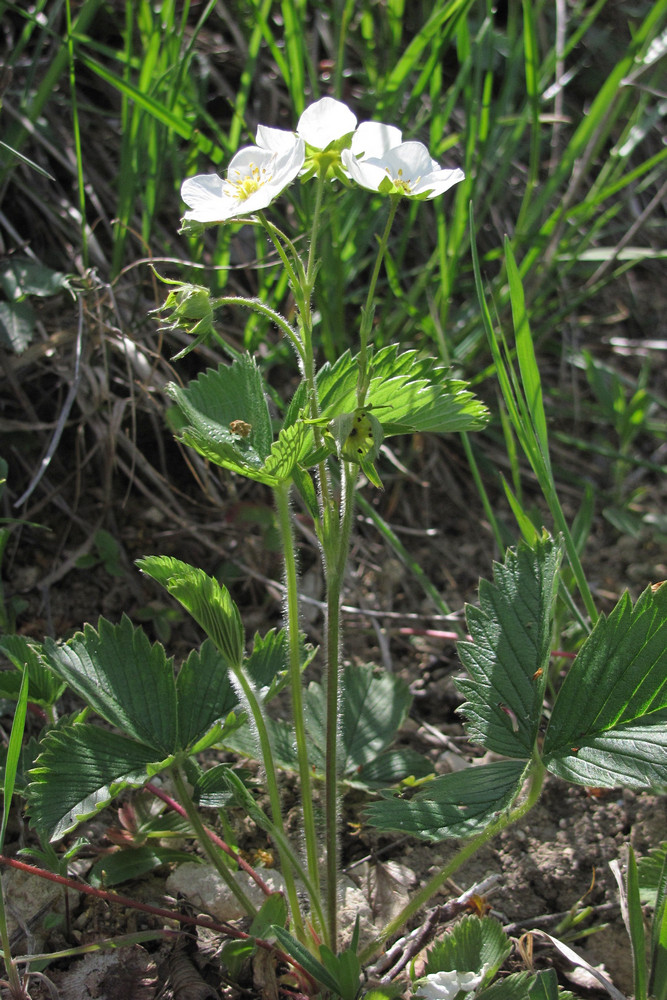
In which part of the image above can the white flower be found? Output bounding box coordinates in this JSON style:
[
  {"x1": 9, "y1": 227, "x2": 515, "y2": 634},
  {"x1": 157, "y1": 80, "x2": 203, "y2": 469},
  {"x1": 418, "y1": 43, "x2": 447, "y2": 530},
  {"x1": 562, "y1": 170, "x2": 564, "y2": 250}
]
[
  {"x1": 181, "y1": 138, "x2": 305, "y2": 223},
  {"x1": 414, "y1": 969, "x2": 484, "y2": 1000},
  {"x1": 257, "y1": 97, "x2": 357, "y2": 161},
  {"x1": 342, "y1": 139, "x2": 464, "y2": 199}
]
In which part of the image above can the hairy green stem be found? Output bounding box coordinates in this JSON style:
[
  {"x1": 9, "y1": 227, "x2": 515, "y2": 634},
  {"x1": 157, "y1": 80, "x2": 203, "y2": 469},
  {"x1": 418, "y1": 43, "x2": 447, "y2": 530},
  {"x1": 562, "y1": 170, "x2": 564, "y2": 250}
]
[
  {"x1": 210, "y1": 294, "x2": 305, "y2": 366},
  {"x1": 275, "y1": 482, "x2": 324, "y2": 938},
  {"x1": 359, "y1": 758, "x2": 546, "y2": 965},
  {"x1": 226, "y1": 663, "x2": 306, "y2": 940},
  {"x1": 171, "y1": 764, "x2": 259, "y2": 919},
  {"x1": 324, "y1": 462, "x2": 358, "y2": 948},
  {"x1": 356, "y1": 197, "x2": 399, "y2": 407}
]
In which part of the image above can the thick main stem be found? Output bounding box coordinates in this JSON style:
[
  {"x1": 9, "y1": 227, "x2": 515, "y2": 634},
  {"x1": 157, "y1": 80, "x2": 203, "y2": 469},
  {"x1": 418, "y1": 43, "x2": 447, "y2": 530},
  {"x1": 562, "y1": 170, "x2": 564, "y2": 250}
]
[
  {"x1": 323, "y1": 462, "x2": 358, "y2": 949},
  {"x1": 275, "y1": 482, "x2": 325, "y2": 940}
]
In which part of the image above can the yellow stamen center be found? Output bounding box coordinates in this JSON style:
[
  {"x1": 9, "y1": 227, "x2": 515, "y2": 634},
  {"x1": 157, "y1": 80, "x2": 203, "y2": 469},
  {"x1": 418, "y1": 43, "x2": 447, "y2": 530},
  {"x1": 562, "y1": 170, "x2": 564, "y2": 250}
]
[
  {"x1": 386, "y1": 166, "x2": 420, "y2": 195},
  {"x1": 228, "y1": 163, "x2": 271, "y2": 201}
]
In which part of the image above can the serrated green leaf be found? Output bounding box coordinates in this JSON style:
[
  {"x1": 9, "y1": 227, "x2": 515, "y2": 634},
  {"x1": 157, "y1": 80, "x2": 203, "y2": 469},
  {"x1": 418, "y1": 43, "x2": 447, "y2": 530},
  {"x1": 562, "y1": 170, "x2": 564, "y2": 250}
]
[
  {"x1": 43, "y1": 615, "x2": 179, "y2": 756},
  {"x1": 637, "y1": 841, "x2": 667, "y2": 905},
  {"x1": 88, "y1": 845, "x2": 191, "y2": 887},
  {"x1": 456, "y1": 535, "x2": 562, "y2": 757},
  {"x1": 543, "y1": 584, "x2": 667, "y2": 788},
  {"x1": 287, "y1": 345, "x2": 487, "y2": 457},
  {"x1": 28, "y1": 722, "x2": 165, "y2": 840},
  {"x1": 138, "y1": 555, "x2": 244, "y2": 667},
  {"x1": 175, "y1": 639, "x2": 238, "y2": 750},
  {"x1": 424, "y1": 914, "x2": 511, "y2": 982},
  {"x1": 222, "y1": 715, "x2": 297, "y2": 770},
  {"x1": 193, "y1": 762, "x2": 238, "y2": 807},
  {"x1": 365, "y1": 760, "x2": 527, "y2": 841},
  {"x1": 165, "y1": 354, "x2": 273, "y2": 472},
  {"x1": 250, "y1": 892, "x2": 288, "y2": 938},
  {"x1": 476, "y1": 971, "x2": 536, "y2": 1000},
  {"x1": 526, "y1": 968, "x2": 561, "y2": 1000},
  {"x1": 0, "y1": 634, "x2": 66, "y2": 707}
]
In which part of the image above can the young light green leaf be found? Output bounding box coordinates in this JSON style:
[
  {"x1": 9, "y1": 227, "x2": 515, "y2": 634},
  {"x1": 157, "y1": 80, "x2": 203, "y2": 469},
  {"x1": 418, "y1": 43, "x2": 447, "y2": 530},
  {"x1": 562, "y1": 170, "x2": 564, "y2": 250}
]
[
  {"x1": 543, "y1": 583, "x2": 667, "y2": 788},
  {"x1": 28, "y1": 722, "x2": 166, "y2": 840},
  {"x1": 319, "y1": 943, "x2": 361, "y2": 1000},
  {"x1": 43, "y1": 615, "x2": 179, "y2": 756},
  {"x1": 287, "y1": 345, "x2": 487, "y2": 453},
  {"x1": 260, "y1": 420, "x2": 312, "y2": 484},
  {"x1": 138, "y1": 556, "x2": 244, "y2": 667},
  {"x1": 365, "y1": 759, "x2": 527, "y2": 842},
  {"x1": 456, "y1": 535, "x2": 562, "y2": 757}
]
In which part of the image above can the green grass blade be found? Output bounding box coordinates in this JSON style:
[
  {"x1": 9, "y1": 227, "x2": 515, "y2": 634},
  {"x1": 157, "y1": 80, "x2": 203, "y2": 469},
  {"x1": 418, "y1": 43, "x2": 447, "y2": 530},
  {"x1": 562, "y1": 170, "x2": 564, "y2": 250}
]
[{"x1": 0, "y1": 668, "x2": 29, "y2": 850}]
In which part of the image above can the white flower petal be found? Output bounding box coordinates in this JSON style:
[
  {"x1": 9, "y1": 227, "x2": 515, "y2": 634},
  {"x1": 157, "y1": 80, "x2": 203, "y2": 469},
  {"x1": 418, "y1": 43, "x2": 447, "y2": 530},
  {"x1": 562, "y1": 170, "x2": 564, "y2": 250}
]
[
  {"x1": 351, "y1": 121, "x2": 403, "y2": 158},
  {"x1": 256, "y1": 124, "x2": 298, "y2": 154},
  {"x1": 410, "y1": 166, "x2": 465, "y2": 199},
  {"x1": 181, "y1": 174, "x2": 237, "y2": 223},
  {"x1": 297, "y1": 97, "x2": 357, "y2": 149},
  {"x1": 340, "y1": 148, "x2": 387, "y2": 192},
  {"x1": 381, "y1": 141, "x2": 440, "y2": 178}
]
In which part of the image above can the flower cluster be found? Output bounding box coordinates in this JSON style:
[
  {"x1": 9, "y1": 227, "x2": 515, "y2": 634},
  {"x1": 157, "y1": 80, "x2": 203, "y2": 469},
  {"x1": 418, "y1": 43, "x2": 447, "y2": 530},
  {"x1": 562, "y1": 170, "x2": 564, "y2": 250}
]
[{"x1": 181, "y1": 97, "x2": 464, "y2": 224}]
